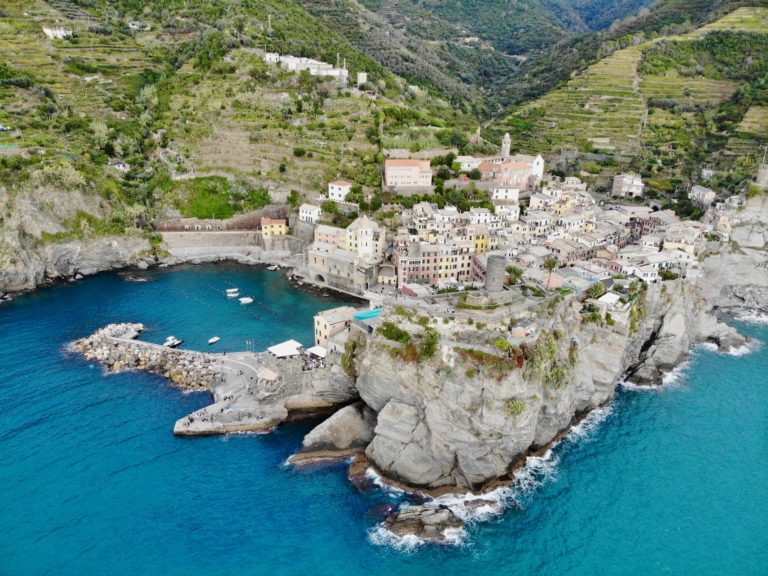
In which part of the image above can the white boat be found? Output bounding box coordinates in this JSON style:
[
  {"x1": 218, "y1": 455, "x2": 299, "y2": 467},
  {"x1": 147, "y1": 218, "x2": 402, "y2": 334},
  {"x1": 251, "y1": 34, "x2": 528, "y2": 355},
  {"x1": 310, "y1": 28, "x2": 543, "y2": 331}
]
[
  {"x1": 226, "y1": 291, "x2": 240, "y2": 298},
  {"x1": 163, "y1": 336, "x2": 183, "y2": 348},
  {"x1": 208, "y1": 336, "x2": 221, "y2": 345},
  {"x1": 239, "y1": 297, "x2": 254, "y2": 304}
]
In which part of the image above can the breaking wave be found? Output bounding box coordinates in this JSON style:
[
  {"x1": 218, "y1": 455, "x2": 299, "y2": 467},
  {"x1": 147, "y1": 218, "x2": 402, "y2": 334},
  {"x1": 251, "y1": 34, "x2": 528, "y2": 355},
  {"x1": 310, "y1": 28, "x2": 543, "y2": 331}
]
[
  {"x1": 734, "y1": 312, "x2": 768, "y2": 325},
  {"x1": 370, "y1": 405, "x2": 613, "y2": 548}
]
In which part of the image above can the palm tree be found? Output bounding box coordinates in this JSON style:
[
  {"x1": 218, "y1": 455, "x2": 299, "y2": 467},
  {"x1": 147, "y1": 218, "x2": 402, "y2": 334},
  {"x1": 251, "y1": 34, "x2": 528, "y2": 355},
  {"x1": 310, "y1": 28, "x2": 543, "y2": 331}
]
[
  {"x1": 506, "y1": 265, "x2": 523, "y2": 285},
  {"x1": 543, "y1": 257, "x2": 559, "y2": 292}
]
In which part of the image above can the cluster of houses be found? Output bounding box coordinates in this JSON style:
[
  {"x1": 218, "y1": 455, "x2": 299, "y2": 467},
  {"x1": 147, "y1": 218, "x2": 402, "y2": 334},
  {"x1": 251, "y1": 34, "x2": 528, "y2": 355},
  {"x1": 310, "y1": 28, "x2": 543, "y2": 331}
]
[
  {"x1": 381, "y1": 134, "x2": 546, "y2": 194},
  {"x1": 263, "y1": 52, "x2": 349, "y2": 85},
  {"x1": 299, "y1": 166, "x2": 716, "y2": 295}
]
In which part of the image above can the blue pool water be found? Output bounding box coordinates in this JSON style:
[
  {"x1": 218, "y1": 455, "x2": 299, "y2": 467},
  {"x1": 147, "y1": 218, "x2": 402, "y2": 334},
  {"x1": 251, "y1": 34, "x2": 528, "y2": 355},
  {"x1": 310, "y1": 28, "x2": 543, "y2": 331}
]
[{"x1": 1, "y1": 264, "x2": 766, "y2": 575}]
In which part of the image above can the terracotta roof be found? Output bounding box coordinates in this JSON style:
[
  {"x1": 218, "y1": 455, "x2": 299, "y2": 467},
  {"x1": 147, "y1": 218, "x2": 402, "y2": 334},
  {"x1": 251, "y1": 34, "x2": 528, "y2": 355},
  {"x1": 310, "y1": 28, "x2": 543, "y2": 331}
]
[{"x1": 330, "y1": 180, "x2": 353, "y2": 186}]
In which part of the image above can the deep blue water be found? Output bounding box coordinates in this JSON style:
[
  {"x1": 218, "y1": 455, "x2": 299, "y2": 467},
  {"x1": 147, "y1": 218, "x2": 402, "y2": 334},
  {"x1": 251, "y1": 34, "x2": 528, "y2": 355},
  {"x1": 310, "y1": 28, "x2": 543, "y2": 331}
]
[{"x1": 1, "y1": 264, "x2": 766, "y2": 576}]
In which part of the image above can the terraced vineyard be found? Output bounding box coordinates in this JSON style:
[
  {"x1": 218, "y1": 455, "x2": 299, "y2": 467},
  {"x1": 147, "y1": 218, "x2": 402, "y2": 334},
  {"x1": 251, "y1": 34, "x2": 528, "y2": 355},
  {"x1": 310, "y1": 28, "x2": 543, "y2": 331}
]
[
  {"x1": 154, "y1": 49, "x2": 381, "y2": 201},
  {"x1": 0, "y1": 0, "x2": 156, "y2": 156},
  {"x1": 502, "y1": 45, "x2": 647, "y2": 155},
  {"x1": 639, "y1": 76, "x2": 738, "y2": 104},
  {"x1": 500, "y1": 6, "x2": 768, "y2": 169}
]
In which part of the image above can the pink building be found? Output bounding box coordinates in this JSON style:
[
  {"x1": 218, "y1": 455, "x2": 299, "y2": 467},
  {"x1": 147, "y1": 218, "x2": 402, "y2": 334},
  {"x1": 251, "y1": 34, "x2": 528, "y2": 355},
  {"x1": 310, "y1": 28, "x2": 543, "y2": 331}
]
[{"x1": 384, "y1": 159, "x2": 432, "y2": 189}]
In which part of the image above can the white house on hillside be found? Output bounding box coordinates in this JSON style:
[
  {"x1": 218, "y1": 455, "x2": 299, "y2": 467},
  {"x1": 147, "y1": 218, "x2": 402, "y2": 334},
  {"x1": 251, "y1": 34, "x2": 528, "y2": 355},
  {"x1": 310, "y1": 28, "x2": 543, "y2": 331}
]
[
  {"x1": 612, "y1": 173, "x2": 644, "y2": 198},
  {"x1": 328, "y1": 180, "x2": 353, "y2": 202},
  {"x1": 299, "y1": 204, "x2": 322, "y2": 224},
  {"x1": 689, "y1": 185, "x2": 716, "y2": 206}
]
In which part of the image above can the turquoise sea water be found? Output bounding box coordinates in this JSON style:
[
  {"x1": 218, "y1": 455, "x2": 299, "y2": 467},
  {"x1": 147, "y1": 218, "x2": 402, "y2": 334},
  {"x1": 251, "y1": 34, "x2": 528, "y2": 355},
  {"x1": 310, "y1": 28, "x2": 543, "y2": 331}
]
[{"x1": 1, "y1": 264, "x2": 766, "y2": 576}]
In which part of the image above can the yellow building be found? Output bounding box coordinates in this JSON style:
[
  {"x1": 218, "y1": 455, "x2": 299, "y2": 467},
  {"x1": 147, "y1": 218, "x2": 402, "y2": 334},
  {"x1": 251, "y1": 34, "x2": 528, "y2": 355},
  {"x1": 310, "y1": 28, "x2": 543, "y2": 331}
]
[{"x1": 261, "y1": 217, "x2": 288, "y2": 239}]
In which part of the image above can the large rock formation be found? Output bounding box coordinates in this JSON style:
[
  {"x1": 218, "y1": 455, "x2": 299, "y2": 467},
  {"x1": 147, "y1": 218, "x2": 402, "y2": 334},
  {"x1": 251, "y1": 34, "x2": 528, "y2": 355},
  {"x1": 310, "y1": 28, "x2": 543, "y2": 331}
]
[
  {"x1": 699, "y1": 195, "x2": 768, "y2": 317},
  {"x1": 289, "y1": 401, "x2": 377, "y2": 464},
  {"x1": 0, "y1": 186, "x2": 151, "y2": 293},
  {"x1": 352, "y1": 280, "x2": 742, "y2": 492}
]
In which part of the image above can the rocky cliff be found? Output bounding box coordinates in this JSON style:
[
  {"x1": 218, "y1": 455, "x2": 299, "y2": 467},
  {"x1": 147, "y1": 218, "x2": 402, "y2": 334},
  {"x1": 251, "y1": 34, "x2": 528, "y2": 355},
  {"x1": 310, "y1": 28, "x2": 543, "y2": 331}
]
[
  {"x1": 349, "y1": 281, "x2": 743, "y2": 494},
  {"x1": 0, "y1": 187, "x2": 151, "y2": 294},
  {"x1": 699, "y1": 195, "x2": 768, "y2": 317}
]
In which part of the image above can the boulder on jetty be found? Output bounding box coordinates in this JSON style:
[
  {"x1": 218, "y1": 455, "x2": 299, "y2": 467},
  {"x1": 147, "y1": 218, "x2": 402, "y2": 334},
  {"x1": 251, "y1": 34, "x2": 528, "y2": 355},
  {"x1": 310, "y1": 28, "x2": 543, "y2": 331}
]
[
  {"x1": 382, "y1": 504, "x2": 464, "y2": 544},
  {"x1": 289, "y1": 401, "x2": 376, "y2": 464}
]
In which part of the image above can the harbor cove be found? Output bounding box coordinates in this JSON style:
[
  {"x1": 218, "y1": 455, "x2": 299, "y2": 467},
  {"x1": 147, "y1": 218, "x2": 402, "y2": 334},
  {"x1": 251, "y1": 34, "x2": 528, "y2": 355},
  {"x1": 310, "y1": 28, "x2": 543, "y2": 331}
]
[{"x1": 1, "y1": 263, "x2": 767, "y2": 575}]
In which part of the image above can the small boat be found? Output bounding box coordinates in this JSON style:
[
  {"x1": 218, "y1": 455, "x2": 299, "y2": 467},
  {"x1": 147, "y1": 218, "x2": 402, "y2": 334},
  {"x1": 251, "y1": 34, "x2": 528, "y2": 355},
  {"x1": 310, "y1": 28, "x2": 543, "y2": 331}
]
[
  {"x1": 163, "y1": 336, "x2": 183, "y2": 348},
  {"x1": 208, "y1": 336, "x2": 221, "y2": 345},
  {"x1": 226, "y1": 288, "x2": 240, "y2": 297},
  {"x1": 239, "y1": 297, "x2": 254, "y2": 304},
  {"x1": 226, "y1": 291, "x2": 240, "y2": 298}
]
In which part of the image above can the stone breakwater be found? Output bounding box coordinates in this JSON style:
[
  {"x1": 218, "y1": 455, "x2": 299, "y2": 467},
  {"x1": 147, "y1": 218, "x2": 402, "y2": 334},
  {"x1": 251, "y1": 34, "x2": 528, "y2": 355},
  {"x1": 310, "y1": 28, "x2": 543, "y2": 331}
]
[
  {"x1": 72, "y1": 323, "x2": 359, "y2": 436},
  {"x1": 71, "y1": 323, "x2": 221, "y2": 391}
]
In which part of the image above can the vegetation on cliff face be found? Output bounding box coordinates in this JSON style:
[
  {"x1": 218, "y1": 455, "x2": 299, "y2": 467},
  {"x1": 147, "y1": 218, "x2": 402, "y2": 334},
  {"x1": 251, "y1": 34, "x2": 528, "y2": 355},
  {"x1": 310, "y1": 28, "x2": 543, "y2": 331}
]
[{"x1": 524, "y1": 330, "x2": 572, "y2": 390}]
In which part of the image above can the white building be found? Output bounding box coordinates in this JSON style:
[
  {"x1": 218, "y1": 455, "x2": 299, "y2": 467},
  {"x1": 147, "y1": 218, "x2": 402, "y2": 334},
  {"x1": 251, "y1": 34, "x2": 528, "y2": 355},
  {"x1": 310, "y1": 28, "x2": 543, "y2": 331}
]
[
  {"x1": 491, "y1": 188, "x2": 519, "y2": 203},
  {"x1": 43, "y1": 27, "x2": 72, "y2": 39},
  {"x1": 264, "y1": 53, "x2": 348, "y2": 84},
  {"x1": 689, "y1": 185, "x2": 716, "y2": 206},
  {"x1": 299, "y1": 204, "x2": 322, "y2": 224},
  {"x1": 612, "y1": 173, "x2": 644, "y2": 198},
  {"x1": 346, "y1": 215, "x2": 386, "y2": 260},
  {"x1": 328, "y1": 180, "x2": 353, "y2": 202},
  {"x1": 456, "y1": 155, "x2": 482, "y2": 172}
]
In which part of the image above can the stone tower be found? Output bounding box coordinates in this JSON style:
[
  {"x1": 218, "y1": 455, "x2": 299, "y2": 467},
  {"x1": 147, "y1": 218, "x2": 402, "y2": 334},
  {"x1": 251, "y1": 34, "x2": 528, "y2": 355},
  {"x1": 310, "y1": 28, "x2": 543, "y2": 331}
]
[
  {"x1": 501, "y1": 133, "x2": 511, "y2": 159},
  {"x1": 485, "y1": 254, "x2": 506, "y2": 292}
]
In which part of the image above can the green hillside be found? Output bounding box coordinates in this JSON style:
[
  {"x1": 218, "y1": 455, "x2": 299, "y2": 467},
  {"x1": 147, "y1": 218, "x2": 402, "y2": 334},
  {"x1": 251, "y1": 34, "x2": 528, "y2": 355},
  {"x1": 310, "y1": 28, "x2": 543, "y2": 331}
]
[{"x1": 498, "y1": 6, "x2": 768, "y2": 193}]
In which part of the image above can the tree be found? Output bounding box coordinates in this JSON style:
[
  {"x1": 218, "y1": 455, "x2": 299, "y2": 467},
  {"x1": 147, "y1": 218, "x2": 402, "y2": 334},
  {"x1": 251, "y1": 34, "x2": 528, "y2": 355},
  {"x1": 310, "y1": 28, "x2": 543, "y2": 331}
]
[
  {"x1": 506, "y1": 265, "x2": 523, "y2": 285},
  {"x1": 287, "y1": 189, "x2": 301, "y2": 207},
  {"x1": 543, "y1": 257, "x2": 559, "y2": 291},
  {"x1": 321, "y1": 200, "x2": 339, "y2": 215},
  {"x1": 587, "y1": 282, "x2": 607, "y2": 299}
]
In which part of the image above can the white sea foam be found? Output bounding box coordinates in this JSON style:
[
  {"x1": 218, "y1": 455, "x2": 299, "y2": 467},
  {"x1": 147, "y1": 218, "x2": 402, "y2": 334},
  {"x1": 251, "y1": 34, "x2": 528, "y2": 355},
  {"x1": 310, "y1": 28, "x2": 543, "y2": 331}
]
[
  {"x1": 369, "y1": 403, "x2": 615, "y2": 549},
  {"x1": 723, "y1": 339, "x2": 762, "y2": 356},
  {"x1": 565, "y1": 405, "x2": 613, "y2": 442},
  {"x1": 661, "y1": 360, "x2": 691, "y2": 387},
  {"x1": 734, "y1": 311, "x2": 768, "y2": 325},
  {"x1": 368, "y1": 525, "x2": 424, "y2": 551},
  {"x1": 366, "y1": 467, "x2": 406, "y2": 495},
  {"x1": 620, "y1": 379, "x2": 663, "y2": 391}
]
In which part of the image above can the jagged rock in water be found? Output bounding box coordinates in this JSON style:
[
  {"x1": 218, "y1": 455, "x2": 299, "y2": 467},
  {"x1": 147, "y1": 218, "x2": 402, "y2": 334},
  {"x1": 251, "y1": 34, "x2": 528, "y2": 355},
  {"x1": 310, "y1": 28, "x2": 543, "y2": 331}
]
[{"x1": 382, "y1": 504, "x2": 464, "y2": 543}]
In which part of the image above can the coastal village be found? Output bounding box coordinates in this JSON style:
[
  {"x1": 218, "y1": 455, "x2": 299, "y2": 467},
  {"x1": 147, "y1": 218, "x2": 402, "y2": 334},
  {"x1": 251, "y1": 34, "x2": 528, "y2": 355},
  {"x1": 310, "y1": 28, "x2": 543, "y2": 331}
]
[
  {"x1": 5, "y1": 2, "x2": 768, "y2": 559},
  {"x1": 152, "y1": 86, "x2": 764, "y2": 362}
]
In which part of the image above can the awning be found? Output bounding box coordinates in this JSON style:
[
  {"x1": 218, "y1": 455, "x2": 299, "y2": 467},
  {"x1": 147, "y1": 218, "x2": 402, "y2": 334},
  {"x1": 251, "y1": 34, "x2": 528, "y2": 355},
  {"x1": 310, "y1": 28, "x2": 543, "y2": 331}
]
[
  {"x1": 306, "y1": 345, "x2": 327, "y2": 359},
  {"x1": 267, "y1": 339, "x2": 303, "y2": 357}
]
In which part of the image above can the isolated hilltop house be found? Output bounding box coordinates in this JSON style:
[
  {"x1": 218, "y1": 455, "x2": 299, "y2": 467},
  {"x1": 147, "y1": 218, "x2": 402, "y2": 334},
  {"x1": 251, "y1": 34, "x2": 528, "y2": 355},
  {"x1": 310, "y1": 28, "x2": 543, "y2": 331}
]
[{"x1": 263, "y1": 52, "x2": 349, "y2": 84}]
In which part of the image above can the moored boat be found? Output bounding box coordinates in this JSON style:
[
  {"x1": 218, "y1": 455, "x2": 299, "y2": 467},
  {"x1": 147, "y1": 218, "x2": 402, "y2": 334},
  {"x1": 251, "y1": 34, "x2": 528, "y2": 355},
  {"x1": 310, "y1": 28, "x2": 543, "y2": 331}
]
[
  {"x1": 208, "y1": 336, "x2": 221, "y2": 345},
  {"x1": 239, "y1": 297, "x2": 254, "y2": 304},
  {"x1": 163, "y1": 336, "x2": 184, "y2": 348}
]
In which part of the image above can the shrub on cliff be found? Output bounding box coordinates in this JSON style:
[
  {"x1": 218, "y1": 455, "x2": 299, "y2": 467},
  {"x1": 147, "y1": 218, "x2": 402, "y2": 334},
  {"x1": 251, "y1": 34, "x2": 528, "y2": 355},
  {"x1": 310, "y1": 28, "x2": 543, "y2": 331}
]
[{"x1": 377, "y1": 322, "x2": 411, "y2": 345}]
